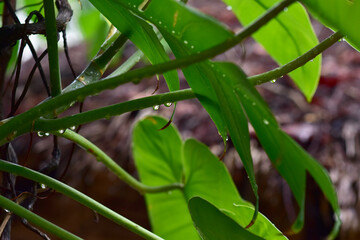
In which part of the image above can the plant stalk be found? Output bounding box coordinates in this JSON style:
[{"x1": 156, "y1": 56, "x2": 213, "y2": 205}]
[
  {"x1": 0, "y1": 194, "x2": 82, "y2": 240},
  {"x1": 43, "y1": 0, "x2": 62, "y2": 97},
  {"x1": 248, "y1": 31, "x2": 343, "y2": 85},
  {"x1": 0, "y1": 160, "x2": 164, "y2": 240},
  {"x1": 52, "y1": 130, "x2": 184, "y2": 194}
]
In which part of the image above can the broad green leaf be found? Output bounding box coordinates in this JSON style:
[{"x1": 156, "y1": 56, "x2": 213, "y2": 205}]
[
  {"x1": 189, "y1": 197, "x2": 263, "y2": 240},
  {"x1": 132, "y1": 116, "x2": 198, "y2": 239},
  {"x1": 226, "y1": 63, "x2": 341, "y2": 238},
  {"x1": 300, "y1": 0, "x2": 360, "y2": 51},
  {"x1": 183, "y1": 139, "x2": 285, "y2": 239},
  {"x1": 88, "y1": 0, "x2": 179, "y2": 92},
  {"x1": 132, "y1": 116, "x2": 286, "y2": 240},
  {"x1": 223, "y1": 0, "x2": 320, "y2": 101}
]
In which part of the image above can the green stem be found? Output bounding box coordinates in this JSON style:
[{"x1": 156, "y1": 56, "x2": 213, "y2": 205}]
[
  {"x1": 0, "y1": 0, "x2": 296, "y2": 144},
  {"x1": 43, "y1": 0, "x2": 62, "y2": 97},
  {"x1": 0, "y1": 195, "x2": 82, "y2": 240},
  {"x1": 0, "y1": 160, "x2": 164, "y2": 240},
  {"x1": 35, "y1": 89, "x2": 195, "y2": 132},
  {"x1": 52, "y1": 130, "x2": 183, "y2": 193},
  {"x1": 248, "y1": 31, "x2": 343, "y2": 85}
]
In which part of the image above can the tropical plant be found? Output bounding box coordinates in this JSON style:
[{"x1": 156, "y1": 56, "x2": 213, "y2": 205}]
[{"x1": 1, "y1": 0, "x2": 358, "y2": 239}]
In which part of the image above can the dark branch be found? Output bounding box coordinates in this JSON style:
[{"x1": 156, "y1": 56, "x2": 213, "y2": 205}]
[{"x1": 0, "y1": 0, "x2": 73, "y2": 50}]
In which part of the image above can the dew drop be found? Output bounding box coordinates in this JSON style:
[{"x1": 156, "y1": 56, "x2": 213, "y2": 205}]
[
  {"x1": 270, "y1": 79, "x2": 276, "y2": 83},
  {"x1": 184, "y1": 40, "x2": 188, "y2": 44},
  {"x1": 158, "y1": 21, "x2": 162, "y2": 25},
  {"x1": 222, "y1": 74, "x2": 226, "y2": 78},
  {"x1": 226, "y1": 5, "x2": 232, "y2": 11},
  {"x1": 263, "y1": 119, "x2": 269, "y2": 125},
  {"x1": 4, "y1": 209, "x2": 10, "y2": 213},
  {"x1": 171, "y1": 30, "x2": 176, "y2": 34},
  {"x1": 44, "y1": 132, "x2": 50, "y2": 137},
  {"x1": 225, "y1": 136, "x2": 229, "y2": 142},
  {"x1": 37, "y1": 131, "x2": 45, "y2": 137},
  {"x1": 40, "y1": 183, "x2": 47, "y2": 189},
  {"x1": 59, "y1": 129, "x2": 65, "y2": 134},
  {"x1": 164, "y1": 102, "x2": 172, "y2": 107},
  {"x1": 283, "y1": 7, "x2": 288, "y2": 12},
  {"x1": 70, "y1": 126, "x2": 76, "y2": 130},
  {"x1": 153, "y1": 105, "x2": 160, "y2": 111},
  {"x1": 190, "y1": 45, "x2": 194, "y2": 49}
]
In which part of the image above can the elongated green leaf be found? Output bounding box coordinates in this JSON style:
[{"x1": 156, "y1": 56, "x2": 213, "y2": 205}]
[
  {"x1": 224, "y1": 0, "x2": 320, "y2": 101},
  {"x1": 88, "y1": 0, "x2": 179, "y2": 92},
  {"x1": 206, "y1": 62, "x2": 258, "y2": 223},
  {"x1": 189, "y1": 197, "x2": 263, "y2": 240},
  {"x1": 300, "y1": 0, "x2": 360, "y2": 51},
  {"x1": 225, "y1": 63, "x2": 341, "y2": 238},
  {"x1": 103, "y1": 0, "x2": 234, "y2": 138},
  {"x1": 132, "y1": 116, "x2": 286, "y2": 240}
]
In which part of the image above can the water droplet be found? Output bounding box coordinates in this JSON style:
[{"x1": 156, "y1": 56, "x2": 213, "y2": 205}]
[
  {"x1": 310, "y1": 59, "x2": 314, "y2": 62},
  {"x1": 191, "y1": 45, "x2": 194, "y2": 49},
  {"x1": 152, "y1": 105, "x2": 160, "y2": 111},
  {"x1": 226, "y1": 5, "x2": 232, "y2": 11},
  {"x1": 40, "y1": 183, "x2": 47, "y2": 189},
  {"x1": 222, "y1": 74, "x2": 226, "y2": 78},
  {"x1": 149, "y1": 16, "x2": 153, "y2": 19},
  {"x1": 164, "y1": 102, "x2": 172, "y2": 107},
  {"x1": 133, "y1": 4, "x2": 136, "y2": 8},
  {"x1": 37, "y1": 131, "x2": 45, "y2": 137},
  {"x1": 158, "y1": 21, "x2": 162, "y2": 25},
  {"x1": 270, "y1": 79, "x2": 276, "y2": 83},
  {"x1": 70, "y1": 126, "x2": 76, "y2": 130},
  {"x1": 263, "y1": 119, "x2": 269, "y2": 125},
  {"x1": 44, "y1": 132, "x2": 50, "y2": 137},
  {"x1": 225, "y1": 136, "x2": 229, "y2": 142},
  {"x1": 4, "y1": 209, "x2": 10, "y2": 213},
  {"x1": 171, "y1": 30, "x2": 175, "y2": 34},
  {"x1": 59, "y1": 129, "x2": 65, "y2": 134},
  {"x1": 283, "y1": 7, "x2": 288, "y2": 12},
  {"x1": 184, "y1": 40, "x2": 188, "y2": 44}
]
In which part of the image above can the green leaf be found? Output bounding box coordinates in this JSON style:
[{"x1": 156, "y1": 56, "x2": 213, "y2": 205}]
[
  {"x1": 88, "y1": 0, "x2": 179, "y2": 92},
  {"x1": 300, "y1": 0, "x2": 360, "y2": 51},
  {"x1": 230, "y1": 63, "x2": 340, "y2": 238},
  {"x1": 78, "y1": 2, "x2": 109, "y2": 59},
  {"x1": 132, "y1": 116, "x2": 286, "y2": 240},
  {"x1": 189, "y1": 197, "x2": 263, "y2": 240},
  {"x1": 101, "y1": 0, "x2": 234, "y2": 137},
  {"x1": 223, "y1": 0, "x2": 320, "y2": 101},
  {"x1": 205, "y1": 62, "x2": 258, "y2": 224}
]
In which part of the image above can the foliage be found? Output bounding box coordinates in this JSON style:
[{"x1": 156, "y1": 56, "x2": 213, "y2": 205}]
[{"x1": 0, "y1": 0, "x2": 358, "y2": 239}]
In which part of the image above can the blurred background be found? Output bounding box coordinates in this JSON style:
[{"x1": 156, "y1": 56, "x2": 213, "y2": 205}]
[{"x1": 2, "y1": 0, "x2": 360, "y2": 239}]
